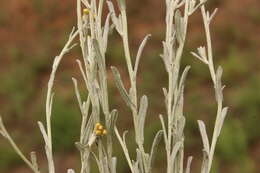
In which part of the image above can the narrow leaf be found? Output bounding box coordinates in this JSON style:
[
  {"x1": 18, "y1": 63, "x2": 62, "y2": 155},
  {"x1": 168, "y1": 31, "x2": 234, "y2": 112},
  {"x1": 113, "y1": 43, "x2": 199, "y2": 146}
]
[
  {"x1": 107, "y1": 1, "x2": 122, "y2": 35},
  {"x1": 185, "y1": 156, "x2": 193, "y2": 173},
  {"x1": 93, "y1": 39, "x2": 105, "y2": 69},
  {"x1": 72, "y1": 77, "x2": 84, "y2": 115},
  {"x1": 175, "y1": 10, "x2": 184, "y2": 44},
  {"x1": 114, "y1": 127, "x2": 134, "y2": 172},
  {"x1": 138, "y1": 95, "x2": 148, "y2": 144},
  {"x1": 136, "y1": 149, "x2": 144, "y2": 173},
  {"x1": 148, "y1": 130, "x2": 163, "y2": 170},
  {"x1": 0, "y1": 116, "x2": 7, "y2": 138},
  {"x1": 38, "y1": 121, "x2": 48, "y2": 145},
  {"x1": 111, "y1": 66, "x2": 135, "y2": 108},
  {"x1": 178, "y1": 66, "x2": 191, "y2": 91},
  {"x1": 108, "y1": 109, "x2": 118, "y2": 131},
  {"x1": 103, "y1": 13, "x2": 111, "y2": 51},
  {"x1": 159, "y1": 114, "x2": 168, "y2": 145},
  {"x1": 134, "y1": 34, "x2": 151, "y2": 75},
  {"x1": 169, "y1": 141, "x2": 182, "y2": 169},
  {"x1": 111, "y1": 157, "x2": 117, "y2": 173},
  {"x1": 197, "y1": 120, "x2": 210, "y2": 154},
  {"x1": 217, "y1": 107, "x2": 228, "y2": 137},
  {"x1": 215, "y1": 66, "x2": 223, "y2": 102}
]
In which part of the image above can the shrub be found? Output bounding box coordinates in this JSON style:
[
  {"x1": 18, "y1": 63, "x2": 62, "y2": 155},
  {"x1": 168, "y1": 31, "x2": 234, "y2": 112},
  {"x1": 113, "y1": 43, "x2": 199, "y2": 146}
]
[{"x1": 0, "y1": 0, "x2": 228, "y2": 173}]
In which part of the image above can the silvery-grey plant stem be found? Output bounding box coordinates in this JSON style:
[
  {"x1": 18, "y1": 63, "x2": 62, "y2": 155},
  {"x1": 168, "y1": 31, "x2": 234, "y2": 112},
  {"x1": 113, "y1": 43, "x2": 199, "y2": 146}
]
[
  {"x1": 0, "y1": 27, "x2": 78, "y2": 173},
  {"x1": 108, "y1": 1, "x2": 156, "y2": 173},
  {"x1": 191, "y1": 2, "x2": 228, "y2": 173},
  {"x1": 162, "y1": 1, "x2": 190, "y2": 173},
  {"x1": 0, "y1": 117, "x2": 40, "y2": 173},
  {"x1": 74, "y1": 0, "x2": 117, "y2": 173},
  {"x1": 42, "y1": 28, "x2": 79, "y2": 173},
  {"x1": 200, "y1": 5, "x2": 227, "y2": 173}
]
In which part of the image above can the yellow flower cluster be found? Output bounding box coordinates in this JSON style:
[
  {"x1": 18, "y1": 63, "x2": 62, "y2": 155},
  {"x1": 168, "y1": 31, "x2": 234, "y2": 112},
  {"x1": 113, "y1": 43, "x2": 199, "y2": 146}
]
[{"x1": 95, "y1": 123, "x2": 107, "y2": 136}]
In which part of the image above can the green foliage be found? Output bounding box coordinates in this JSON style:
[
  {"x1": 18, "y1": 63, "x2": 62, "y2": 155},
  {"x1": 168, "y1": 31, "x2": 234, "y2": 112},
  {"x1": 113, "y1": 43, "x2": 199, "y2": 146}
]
[
  {"x1": 217, "y1": 120, "x2": 247, "y2": 161},
  {"x1": 0, "y1": 145, "x2": 22, "y2": 170},
  {"x1": 235, "y1": 77, "x2": 260, "y2": 141},
  {"x1": 52, "y1": 98, "x2": 80, "y2": 152},
  {"x1": 221, "y1": 48, "x2": 251, "y2": 83}
]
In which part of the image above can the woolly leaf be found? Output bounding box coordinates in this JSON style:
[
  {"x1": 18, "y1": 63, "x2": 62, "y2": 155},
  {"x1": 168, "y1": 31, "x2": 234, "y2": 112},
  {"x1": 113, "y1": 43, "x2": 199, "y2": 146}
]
[
  {"x1": 215, "y1": 66, "x2": 223, "y2": 102},
  {"x1": 198, "y1": 120, "x2": 210, "y2": 155},
  {"x1": 108, "y1": 109, "x2": 118, "y2": 131},
  {"x1": 216, "y1": 107, "x2": 228, "y2": 137},
  {"x1": 134, "y1": 34, "x2": 151, "y2": 75},
  {"x1": 103, "y1": 13, "x2": 111, "y2": 52},
  {"x1": 111, "y1": 66, "x2": 135, "y2": 109},
  {"x1": 38, "y1": 121, "x2": 48, "y2": 145},
  {"x1": 175, "y1": 10, "x2": 185, "y2": 44},
  {"x1": 111, "y1": 157, "x2": 117, "y2": 173},
  {"x1": 148, "y1": 130, "x2": 163, "y2": 171},
  {"x1": 137, "y1": 95, "x2": 148, "y2": 145},
  {"x1": 185, "y1": 156, "x2": 193, "y2": 173}
]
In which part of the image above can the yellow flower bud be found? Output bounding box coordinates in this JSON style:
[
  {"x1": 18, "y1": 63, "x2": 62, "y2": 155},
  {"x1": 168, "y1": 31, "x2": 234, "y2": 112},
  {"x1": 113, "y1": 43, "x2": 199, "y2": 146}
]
[
  {"x1": 95, "y1": 130, "x2": 102, "y2": 136},
  {"x1": 83, "y1": 8, "x2": 90, "y2": 15},
  {"x1": 102, "y1": 129, "x2": 107, "y2": 135},
  {"x1": 95, "y1": 123, "x2": 101, "y2": 129},
  {"x1": 97, "y1": 125, "x2": 104, "y2": 130}
]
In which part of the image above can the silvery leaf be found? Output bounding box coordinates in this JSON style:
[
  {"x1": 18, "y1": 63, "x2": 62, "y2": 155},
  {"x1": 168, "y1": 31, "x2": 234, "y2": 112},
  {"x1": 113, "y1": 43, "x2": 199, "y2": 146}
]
[
  {"x1": 137, "y1": 95, "x2": 148, "y2": 145},
  {"x1": 197, "y1": 120, "x2": 210, "y2": 155},
  {"x1": 148, "y1": 130, "x2": 163, "y2": 171},
  {"x1": 108, "y1": 109, "x2": 118, "y2": 130},
  {"x1": 136, "y1": 149, "x2": 144, "y2": 173},
  {"x1": 159, "y1": 114, "x2": 168, "y2": 145},
  {"x1": 216, "y1": 107, "x2": 228, "y2": 137},
  {"x1": 185, "y1": 156, "x2": 193, "y2": 173},
  {"x1": 134, "y1": 34, "x2": 151, "y2": 75},
  {"x1": 93, "y1": 39, "x2": 105, "y2": 69},
  {"x1": 111, "y1": 157, "x2": 117, "y2": 173},
  {"x1": 111, "y1": 66, "x2": 135, "y2": 108},
  {"x1": 107, "y1": 1, "x2": 121, "y2": 33},
  {"x1": 169, "y1": 141, "x2": 182, "y2": 169},
  {"x1": 38, "y1": 121, "x2": 48, "y2": 145},
  {"x1": 72, "y1": 77, "x2": 84, "y2": 115},
  {"x1": 215, "y1": 66, "x2": 223, "y2": 102},
  {"x1": 103, "y1": 13, "x2": 111, "y2": 52},
  {"x1": 175, "y1": 10, "x2": 185, "y2": 44}
]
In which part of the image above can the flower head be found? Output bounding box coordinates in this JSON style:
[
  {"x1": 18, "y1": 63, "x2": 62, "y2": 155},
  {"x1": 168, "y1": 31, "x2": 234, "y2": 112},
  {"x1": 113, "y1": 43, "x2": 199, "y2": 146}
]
[{"x1": 94, "y1": 123, "x2": 107, "y2": 136}]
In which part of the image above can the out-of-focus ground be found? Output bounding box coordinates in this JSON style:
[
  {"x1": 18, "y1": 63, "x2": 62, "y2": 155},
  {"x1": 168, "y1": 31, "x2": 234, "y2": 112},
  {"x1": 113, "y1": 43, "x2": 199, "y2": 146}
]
[{"x1": 0, "y1": 0, "x2": 260, "y2": 172}]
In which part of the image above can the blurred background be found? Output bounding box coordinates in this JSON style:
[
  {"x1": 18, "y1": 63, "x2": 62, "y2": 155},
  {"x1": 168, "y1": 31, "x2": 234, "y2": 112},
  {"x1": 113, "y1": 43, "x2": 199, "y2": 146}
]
[{"x1": 0, "y1": 0, "x2": 260, "y2": 172}]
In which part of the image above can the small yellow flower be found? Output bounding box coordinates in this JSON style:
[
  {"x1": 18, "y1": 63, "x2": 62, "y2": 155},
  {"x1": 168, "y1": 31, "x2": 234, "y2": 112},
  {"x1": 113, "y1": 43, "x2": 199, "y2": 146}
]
[
  {"x1": 97, "y1": 125, "x2": 104, "y2": 131},
  {"x1": 95, "y1": 123, "x2": 101, "y2": 129},
  {"x1": 82, "y1": 8, "x2": 96, "y2": 18},
  {"x1": 95, "y1": 130, "x2": 102, "y2": 136},
  {"x1": 102, "y1": 129, "x2": 107, "y2": 135},
  {"x1": 83, "y1": 8, "x2": 90, "y2": 15}
]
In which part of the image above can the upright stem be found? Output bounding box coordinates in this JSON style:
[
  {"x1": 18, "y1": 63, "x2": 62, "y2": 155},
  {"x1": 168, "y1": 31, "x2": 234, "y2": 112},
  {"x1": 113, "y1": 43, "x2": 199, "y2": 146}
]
[
  {"x1": 201, "y1": 6, "x2": 216, "y2": 85},
  {"x1": 200, "y1": 5, "x2": 224, "y2": 173}
]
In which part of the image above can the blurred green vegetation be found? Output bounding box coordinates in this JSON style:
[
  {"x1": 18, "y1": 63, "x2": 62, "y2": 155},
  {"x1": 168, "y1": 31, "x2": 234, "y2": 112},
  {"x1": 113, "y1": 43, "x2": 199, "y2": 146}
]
[{"x1": 0, "y1": 0, "x2": 260, "y2": 173}]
